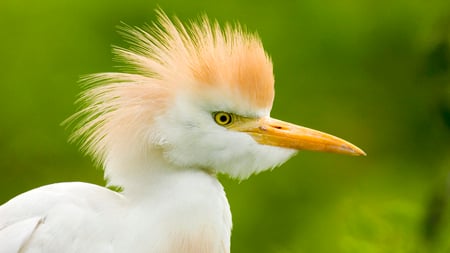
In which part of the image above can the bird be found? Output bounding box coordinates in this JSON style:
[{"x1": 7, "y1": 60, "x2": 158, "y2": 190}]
[{"x1": 0, "y1": 9, "x2": 365, "y2": 253}]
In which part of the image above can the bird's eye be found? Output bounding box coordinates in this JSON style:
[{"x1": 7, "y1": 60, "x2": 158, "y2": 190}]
[{"x1": 213, "y1": 112, "x2": 233, "y2": 126}]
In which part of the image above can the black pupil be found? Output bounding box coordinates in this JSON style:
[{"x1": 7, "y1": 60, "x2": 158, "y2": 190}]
[{"x1": 220, "y1": 115, "x2": 228, "y2": 123}]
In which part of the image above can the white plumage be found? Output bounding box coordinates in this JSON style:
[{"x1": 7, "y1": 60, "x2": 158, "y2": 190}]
[{"x1": 0, "y1": 10, "x2": 364, "y2": 253}]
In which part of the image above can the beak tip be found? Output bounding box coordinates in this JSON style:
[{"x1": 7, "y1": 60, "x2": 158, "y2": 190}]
[
  {"x1": 350, "y1": 146, "x2": 367, "y2": 156},
  {"x1": 355, "y1": 151, "x2": 367, "y2": 156},
  {"x1": 337, "y1": 142, "x2": 366, "y2": 156}
]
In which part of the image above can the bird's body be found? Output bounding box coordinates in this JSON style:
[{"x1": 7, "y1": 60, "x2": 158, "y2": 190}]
[
  {"x1": 1, "y1": 177, "x2": 230, "y2": 253},
  {"x1": 0, "y1": 10, "x2": 364, "y2": 253}
]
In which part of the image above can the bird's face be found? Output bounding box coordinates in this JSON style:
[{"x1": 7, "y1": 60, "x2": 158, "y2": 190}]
[
  {"x1": 153, "y1": 88, "x2": 364, "y2": 179},
  {"x1": 68, "y1": 12, "x2": 365, "y2": 181}
]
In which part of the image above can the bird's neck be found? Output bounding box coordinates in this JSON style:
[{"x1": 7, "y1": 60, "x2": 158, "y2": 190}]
[
  {"x1": 104, "y1": 146, "x2": 192, "y2": 194},
  {"x1": 103, "y1": 147, "x2": 232, "y2": 253},
  {"x1": 104, "y1": 147, "x2": 207, "y2": 195}
]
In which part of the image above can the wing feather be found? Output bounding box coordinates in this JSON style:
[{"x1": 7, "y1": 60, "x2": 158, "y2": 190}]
[{"x1": 0, "y1": 216, "x2": 44, "y2": 253}]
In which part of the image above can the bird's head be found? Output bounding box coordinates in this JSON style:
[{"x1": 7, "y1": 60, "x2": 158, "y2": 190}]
[{"x1": 67, "y1": 10, "x2": 365, "y2": 181}]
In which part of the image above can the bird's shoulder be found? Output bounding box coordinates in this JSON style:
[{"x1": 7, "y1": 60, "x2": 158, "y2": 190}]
[
  {"x1": 0, "y1": 182, "x2": 124, "y2": 222},
  {"x1": 0, "y1": 182, "x2": 124, "y2": 253}
]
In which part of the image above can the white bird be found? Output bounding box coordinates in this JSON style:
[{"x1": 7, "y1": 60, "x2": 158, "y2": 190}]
[{"x1": 0, "y1": 10, "x2": 365, "y2": 253}]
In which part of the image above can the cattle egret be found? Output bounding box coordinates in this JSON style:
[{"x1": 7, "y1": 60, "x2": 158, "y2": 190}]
[{"x1": 0, "y1": 10, "x2": 365, "y2": 253}]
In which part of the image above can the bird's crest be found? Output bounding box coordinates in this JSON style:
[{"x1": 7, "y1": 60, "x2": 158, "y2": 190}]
[{"x1": 65, "y1": 9, "x2": 274, "y2": 164}]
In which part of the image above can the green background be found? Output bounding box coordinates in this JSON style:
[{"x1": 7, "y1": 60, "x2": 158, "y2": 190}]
[{"x1": 1, "y1": 0, "x2": 449, "y2": 252}]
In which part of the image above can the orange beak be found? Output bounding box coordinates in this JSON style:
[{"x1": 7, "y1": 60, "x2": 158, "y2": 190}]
[{"x1": 230, "y1": 117, "x2": 366, "y2": 156}]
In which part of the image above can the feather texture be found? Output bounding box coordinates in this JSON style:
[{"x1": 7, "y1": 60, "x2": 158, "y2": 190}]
[{"x1": 66, "y1": 9, "x2": 274, "y2": 166}]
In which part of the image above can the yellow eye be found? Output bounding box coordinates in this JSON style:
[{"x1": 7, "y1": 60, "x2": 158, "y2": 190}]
[{"x1": 213, "y1": 112, "x2": 233, "y2": 126}]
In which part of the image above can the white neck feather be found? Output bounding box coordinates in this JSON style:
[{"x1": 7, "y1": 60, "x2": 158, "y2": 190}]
[{"x1": 104, "y1": 146, "x2": 232, "y2": 253}]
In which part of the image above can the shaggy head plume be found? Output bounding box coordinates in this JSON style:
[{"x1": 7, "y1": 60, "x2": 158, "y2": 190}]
[{"x1": 66, "y1": 9, "x2": 275, "y2": 166}]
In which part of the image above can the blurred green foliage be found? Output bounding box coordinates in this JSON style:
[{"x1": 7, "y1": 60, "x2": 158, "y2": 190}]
[{"x1": 0, "y1": 0, "x2": 449, "y2": 252}]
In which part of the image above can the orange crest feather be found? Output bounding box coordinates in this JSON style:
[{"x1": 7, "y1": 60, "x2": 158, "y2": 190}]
[{"x1": 66, "y1": 9, "x2": 274, "y2": 164}]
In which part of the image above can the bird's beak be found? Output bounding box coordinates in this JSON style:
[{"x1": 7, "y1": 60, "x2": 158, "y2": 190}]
[{"x1": 230, "y1": 117, "x2": 366, "y2": 156}]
